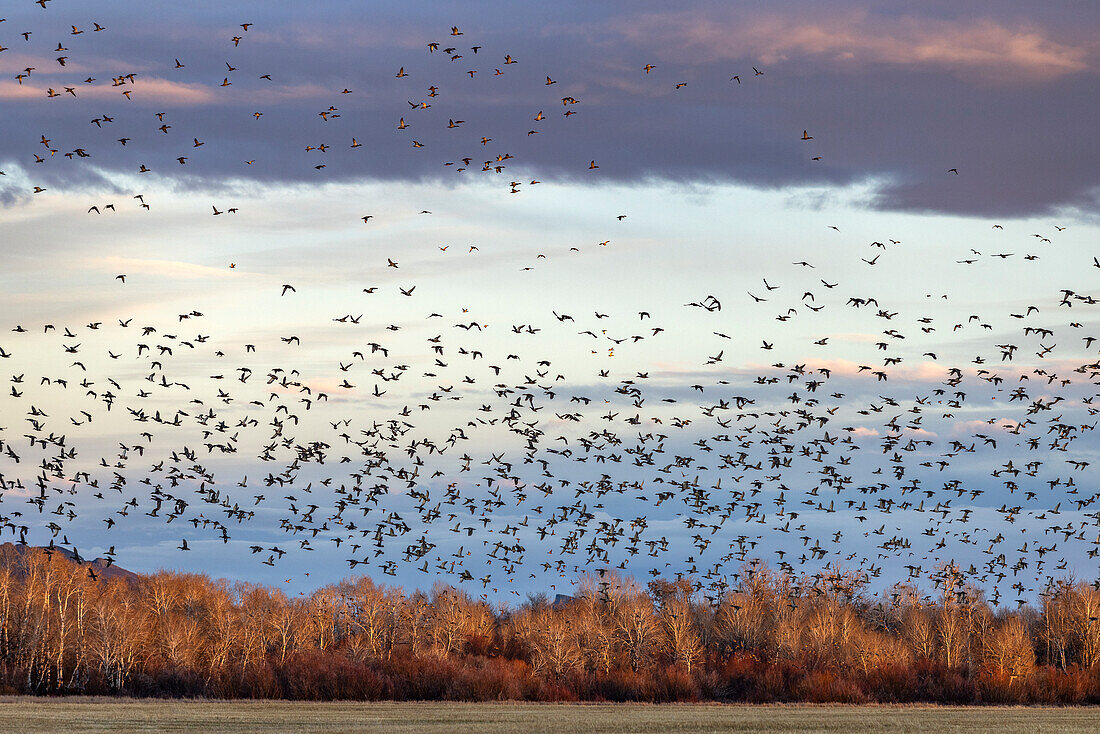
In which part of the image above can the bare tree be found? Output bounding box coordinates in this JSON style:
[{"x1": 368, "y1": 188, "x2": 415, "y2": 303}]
[
  {"x1": 659, "y1": 597, "x2": 703, "y2": 673},
  {"x1": 983, "y1": 615, "x2": 1035, "y2": 681}
]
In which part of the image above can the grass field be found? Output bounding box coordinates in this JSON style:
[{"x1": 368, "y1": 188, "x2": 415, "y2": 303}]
[{"x1": 0, "y1": 699, "x2": 1099, "y2": 733}]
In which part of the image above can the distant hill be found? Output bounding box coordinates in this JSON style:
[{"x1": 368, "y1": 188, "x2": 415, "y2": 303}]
[{"x1": 0, "y1": 542, "x2": 140, "y2": 583}]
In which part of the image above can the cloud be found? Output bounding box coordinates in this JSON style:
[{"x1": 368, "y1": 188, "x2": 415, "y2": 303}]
[
  {"x1": 744, "y1": 358, "x2": 948, "y2": 383},
  {"x1": 0, "y1": 77, "x2": 332, "y2": 106},
  {"x1": 0, "y1": 82, "x2": 47, "y2": 100},
  {"x1": 88, "y1": 255, "x2": 237, "y2": 280},
  {"x1": 0, "y1": 1, "x2": 1094, "y2": 219},
  {"x1": 833, "y1": 333, "x2": 882, "y2": 344},
  {"x1": 0, "y1": 78, "x2": 216, "y2": 104},
  {"x1": 612, "y1": 11, "x2": 1092, "y2": 83},
  {"x1": 952, "y1": 418, "x2": 1026, "y2": 435}
]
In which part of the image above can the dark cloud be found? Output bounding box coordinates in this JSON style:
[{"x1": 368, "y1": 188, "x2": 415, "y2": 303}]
[{"x1": 0, "y1": 0, "x2": 1095, "y2": 218}]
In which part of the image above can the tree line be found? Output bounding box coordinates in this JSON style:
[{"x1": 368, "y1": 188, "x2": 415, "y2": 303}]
[{"x1": 2, "y1": 545, "x2": 1099, "y2": 702}]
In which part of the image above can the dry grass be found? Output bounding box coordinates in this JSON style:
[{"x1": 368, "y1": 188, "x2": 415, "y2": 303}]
[{"x1": 1, "y1": 699, "x2": 1099, "y2": 733}]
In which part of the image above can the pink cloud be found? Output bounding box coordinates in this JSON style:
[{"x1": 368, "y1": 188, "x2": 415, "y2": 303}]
[
  {"x1": 952, "y1": 418, "x2": 1027, "y2": 435},
  {"x1": 0, "y1": 82, "x2": 42, "y2": 100},
  {"x1": 744, "y1": 358, "x2": 948, "y2": 383},
  {"x1": 832, "y1": 333, "x2": 883, "y2": 344},
  {"x1": 89, "y1": 255, "x2": 237, "y2": 280},
  {"x1": 849, "y1": 427, "x2": 879, "y2": 438},
  {"x1": 0, "y1": 78, "x2": 327, "y2": 106},
  {"x1": 612, "y1": 12, "x2": 1091, "y2": 83},
  {"x1": 0, "y1": 77, "x2": 215, "y2": 104},
  {"x1": 270, "y1": 377, "x2": 356, "y2": 395}
]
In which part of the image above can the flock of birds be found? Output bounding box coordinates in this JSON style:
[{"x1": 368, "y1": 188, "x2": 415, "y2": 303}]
[{"x1": 1, "y1": 8, "x2": 1098, "y2": 607}]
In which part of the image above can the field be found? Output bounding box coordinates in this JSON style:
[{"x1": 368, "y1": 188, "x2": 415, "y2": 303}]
[{"x1": 0, "y1": 700, "x2": 1099, "y2": 733}]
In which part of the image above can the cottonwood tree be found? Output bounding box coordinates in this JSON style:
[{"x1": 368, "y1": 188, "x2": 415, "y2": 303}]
[
  {"x1": 521, "y1": 607, "x2": 583, "y2": 678},
  {"x1": 983, "y1": 616, "x2": 1035, "y2": 680}
]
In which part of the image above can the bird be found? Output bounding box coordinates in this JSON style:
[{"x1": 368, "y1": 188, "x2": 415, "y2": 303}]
[{"x1": 0, "y1": 7, "x2": 1095, "y2": 649}]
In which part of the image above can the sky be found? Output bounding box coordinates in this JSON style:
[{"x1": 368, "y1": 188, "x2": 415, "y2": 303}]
[{"x1": 0, "y1": 1, "x2": 1097, "y2": 605}]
